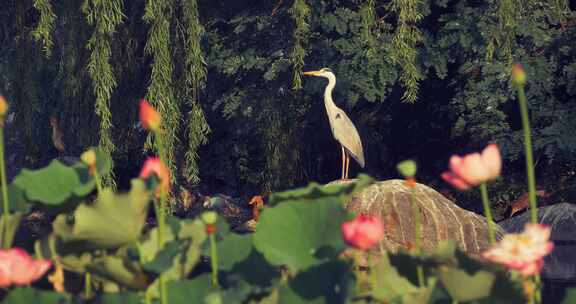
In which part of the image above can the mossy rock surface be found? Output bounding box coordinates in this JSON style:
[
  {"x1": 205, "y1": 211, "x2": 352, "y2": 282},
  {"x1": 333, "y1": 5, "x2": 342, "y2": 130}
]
[{"x1": 334, "y1": 179, "x2": 505, "y2": 254}]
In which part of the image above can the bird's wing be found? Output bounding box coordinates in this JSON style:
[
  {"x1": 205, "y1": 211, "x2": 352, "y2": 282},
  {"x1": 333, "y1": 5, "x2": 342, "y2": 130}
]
[{"x1": 331, "y1": 109, "x2": 365, "y2": 168}]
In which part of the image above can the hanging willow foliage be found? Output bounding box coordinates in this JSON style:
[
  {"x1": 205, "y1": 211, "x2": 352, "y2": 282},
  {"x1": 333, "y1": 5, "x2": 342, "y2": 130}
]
[
  {"x1": 390, "y1": 0, "x2": 423, "y2": 103},
  {"x1": 82, "y1": 0, "x2": 124, "y2": 187},
  {"x1": 181, "y1": 0, "x2": 210, "y2": 184},
  {"x1": 485, "y1": 0, "x2": 523, "y2": 63},
  {"x1": 289, "y1": 0, "x2": 311, "y2": 90},
  {"x1": 486, "y1": 0, "x2": 569, "y2": 63},
  {"x1": 143, "y1": 0, "x2": 180, "y2": 179},
  {"x1": 359, "y1": 0, "x2": 377, "y2": 58},
  {"x1": 31, "y1": 0, "x2": 56, "y2": 57}
]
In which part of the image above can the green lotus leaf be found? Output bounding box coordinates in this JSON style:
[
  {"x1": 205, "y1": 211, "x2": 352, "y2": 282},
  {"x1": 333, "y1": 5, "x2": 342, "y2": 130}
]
[
  {"x1": 217, "y1": 233, "x2": 253, "y2": 271},
  {"x1": 0, "y1": 212, "x2": 22, "y2": 248},
  {"x1": 268, "y1": 174, "x2": 373, "y2": 207},
  {"x1": 98, "y1": 292, "x2": 142, "y2": 304},
  {"x1": 562, "y1": 288, "x2": 576, "y2": 304},
  {"x1": 278, "y1": 261, "x2": 352, "y2": 304},
  {"x1": 372, "y1": 253, "x2": 419, "y2": 301},
  {"x1": 254, "y1": 199, "x2": 347, "y2": 272},
  {"x1": 0, "y1": 184, "x2": 29, "y2": 213},
  {"x1": 142, "y1": 218, "x2": 207, "y2": 298},
  {"x1": 87, "y1": 255, "x2": 149, "y2": 289},
  {"x1": 167, "y1": 274, "x2": 216, "y2": 303},
  {"x1": 52, "y1": 179, "x2": 151, "y2": 251},
  {"x1": 13, "y1": 160, "x2": 93, "y2": 212},
  {"x1": 438, "y1": 267, "x2": 495, "y2": 301},
  {"x1": 2, "y1": 287, "x2": 69, "y2": 304}
]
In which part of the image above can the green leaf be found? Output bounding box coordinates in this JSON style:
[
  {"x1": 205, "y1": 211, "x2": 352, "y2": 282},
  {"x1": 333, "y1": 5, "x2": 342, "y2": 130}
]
[
  {"x1": 2, "y1": 287, "x2": 69, "y2": 304},
  {"x1": 12, "y1": 160, "x2": 95, "y2": 212},
  {"x1": 87, "y1": 255, "x2": 149, "y2": 289},
  {"x1": 438, "y1": 267, "x2": 495, "y2": 301},
  {"x1": 0, "y1": 212, "x2": 22, "y2": 248},
  {"x1": 562, "y1": 288, "x2": 576, "y2": 304},
  {"x1": 98, "y1": 292, "x2": 142, "y2": 304},
  {"x1": 52, "y1": 179, "x2": 151, "y2": 251},
  {"x1": 142, "y1": 219, "x2": 207, "y2": 298},
  {"x1": 167, "y1": 274, "x2": 215, "y2": 303},
  {"x1": 92, "y1": 146, "x2": 113, "y2": 176},
  {"x1": 268, "y1": 174, "x2": 373, "y2": 207},
  {"x1": 219, "y1": 275, "x2": 253, "y2": 304},
  {"x1": 0, "y1": 184, "x2": 29, "y2": 213},
  {"x1": 230, "y1": 248, "x2": 280, "y2": 287},
  {"x1": 279, "y1": 261, "x2": 352, "y2": 304},
  {"x1": 142, "y1": 240, "x2": 187, "y2": 274},
  {"x1": 254, "y1": 199, "x2": 348, "y2": 272},
  {"x1": 218, "y1": 234, "x2": 253, "y2": 271},
  {"x1": 372, "y1": 253, "x2": 419, "y2": 301}
]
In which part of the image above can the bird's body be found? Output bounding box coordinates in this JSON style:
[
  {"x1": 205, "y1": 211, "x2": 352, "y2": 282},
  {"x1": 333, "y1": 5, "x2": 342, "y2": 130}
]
[{"x1": 303, "y1": 68, "x2": 365, "y2": 179}]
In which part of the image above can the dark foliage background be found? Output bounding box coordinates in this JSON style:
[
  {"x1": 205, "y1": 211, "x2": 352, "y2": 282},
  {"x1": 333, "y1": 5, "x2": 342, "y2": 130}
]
[{"x1": 0, "y1": 0, "x2": 575, "y2": 215}]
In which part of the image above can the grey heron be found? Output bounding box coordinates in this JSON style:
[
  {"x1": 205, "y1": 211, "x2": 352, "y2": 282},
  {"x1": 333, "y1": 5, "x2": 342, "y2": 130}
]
[{"x1": 303, "y1": 68, "x2": 365, "y2": 180}]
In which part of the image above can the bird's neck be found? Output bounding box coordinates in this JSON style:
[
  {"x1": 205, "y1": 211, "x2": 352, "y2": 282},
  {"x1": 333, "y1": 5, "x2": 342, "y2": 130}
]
[{"x1": 323, "y1": 75, "x2": 337, "y2": 110}]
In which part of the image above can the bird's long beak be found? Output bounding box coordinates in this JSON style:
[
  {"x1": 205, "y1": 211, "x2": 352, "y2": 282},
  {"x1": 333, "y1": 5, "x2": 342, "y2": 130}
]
[{"x1": 302, "y1": 70, "x2": 322, "y2": 76}]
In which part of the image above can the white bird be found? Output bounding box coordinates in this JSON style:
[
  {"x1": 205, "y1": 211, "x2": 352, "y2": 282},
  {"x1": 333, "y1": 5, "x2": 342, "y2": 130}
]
[{"x1": 303, "y1": 68, "x2": 365, "y2": 180}]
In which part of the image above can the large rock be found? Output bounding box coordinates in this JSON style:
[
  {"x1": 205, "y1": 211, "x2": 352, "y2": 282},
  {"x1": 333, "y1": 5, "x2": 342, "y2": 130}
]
[
  {"x1": 500, "y1": 203, "x2": 576, "y2": 281},
  {"x1": 342, "y1": 179, "x2": 505, "y2": 255}
]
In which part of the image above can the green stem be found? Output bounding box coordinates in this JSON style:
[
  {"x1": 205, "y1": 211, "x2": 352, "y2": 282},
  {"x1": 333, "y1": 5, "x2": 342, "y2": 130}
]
[
  {"x1": 479, "y1": 183, "x2": 496, "y2": 245},
  {"x1": 209, "y1": 233, "x2": 219, "y2": 287},
  {"x1": 409, "y1": 185, "x2": 425, "y2": 287},
  {"x1": 534, "y1": 274, "x2": 542, "y2": 304},
  {"x1": 516, "y1": 84, "x2": 538, "y2": 224},
  {"x1": 410, "y1": 186, "x2": 421, "y2": 252},
  {"x1": 0, "y1": 127, "x2": 10, "y2": 249},
  {"x1": 85, "y1": 272, "x2": 92, "y2": 298},
  {"x1": 154, "y1": 131, "x2": 168, "y2": 304},
  {"x1": 154, "y1": 191, "x2": 167, "y2": 304},
  {"x1": 516, "y1": 83, "x2": 541, "y2": 302},
  {"x1": 367, "y1": 253, "x2": 377, "y2": 291},
  {"x1": 93, "y1": 168, "x2": 103, "y2": 195}
]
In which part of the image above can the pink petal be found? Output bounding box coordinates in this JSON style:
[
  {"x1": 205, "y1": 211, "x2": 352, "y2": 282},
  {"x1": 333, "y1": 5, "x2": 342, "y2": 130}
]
[
  {"x1": 481, "y1": 144, "x2": 502, "y2": 180},
  {"x1": 517, "y1": 259, "x2": 543, "y2": 277},
  {"x1": 29, "y1": 260, "x2": 52, "y2": 282},
  {"x1": 460, "y1": 153, "x2": 491, "y2": 184},
  {"x1": 341, "y1": 221, "x2": 359, "y2": 242},
  {"x1": 441, "y1": 171, "x2": 471, "y2": 190},
  {"x1": 341, "y1": 215, "x2": 384, "y2": 251}
]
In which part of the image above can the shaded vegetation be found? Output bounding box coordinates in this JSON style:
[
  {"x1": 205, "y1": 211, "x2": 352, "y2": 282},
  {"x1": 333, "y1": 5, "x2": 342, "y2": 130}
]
[{"x1": 0, "y1": 0, "x2": 575, "y2": 214}]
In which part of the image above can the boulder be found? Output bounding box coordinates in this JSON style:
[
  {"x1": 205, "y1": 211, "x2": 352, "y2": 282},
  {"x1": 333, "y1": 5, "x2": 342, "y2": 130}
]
[
  {"x1": 500, "y1": 203, "x2": 576, "y2": 281},
  {"x1": 342, "y1": 179, "x2": 505, "y2": 255}
]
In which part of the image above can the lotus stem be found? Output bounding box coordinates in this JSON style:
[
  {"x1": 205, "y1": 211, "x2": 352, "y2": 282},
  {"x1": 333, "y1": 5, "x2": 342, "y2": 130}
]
[
  {"x1": 155, "y1": 132, "x2": 168, "y2": 304},
  {"x1": 84, "y1": 272, "x2": 92, "y2": 298},
  {"x1": 515, "y1": 77, "x2": 541, "y2": 303},
  {"x1": 0, "y1": 127, "x2": 10, "y2": 248},
  {"x1": 93, "y1": 169, "x2": 103, "y2": 195},
  {"x1": 408, "y1": 183, "x2": 425, "y2": 287},
  {"x1": 209, "y1": 232, "x2": 219, "y2": 287},
  {"x1": 515, "y1": 84, "x2": 538, "y2": 224},
  {"x1": 479, "y1": 183, "x2": 496, "y2": 245}
]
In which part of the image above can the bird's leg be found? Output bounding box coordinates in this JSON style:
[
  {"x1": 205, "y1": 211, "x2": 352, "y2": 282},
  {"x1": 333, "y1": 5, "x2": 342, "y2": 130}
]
[
  {"x1": 341, "y1": 146, "x2": 346, "y2": 180},
  {"x1": 345, "y1": 153, "x2": 350, "y2": 180}
]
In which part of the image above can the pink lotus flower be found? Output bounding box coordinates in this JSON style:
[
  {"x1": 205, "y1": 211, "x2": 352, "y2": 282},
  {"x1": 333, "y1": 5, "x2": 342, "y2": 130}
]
[
  {"x1": 483, "y1": 223, "x2": 554, "y2": 277},
  {"x1": 441, "y1": 144, "x2": 502, "y2": 190},
  {"x1": 0, "y1": 248, "x2": 52, "y2": 287},
  {"x1": 139, "y1": 99, "x2": 161, "y2": 132},
  {"x1": 140, "y1": 157, "x2": 171, "y2": 196},
  {"x1": 342, "y1": 215, "x2": 385, "y2": 251}
]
